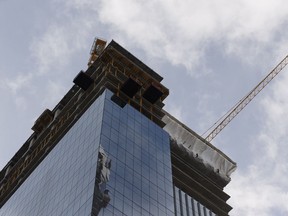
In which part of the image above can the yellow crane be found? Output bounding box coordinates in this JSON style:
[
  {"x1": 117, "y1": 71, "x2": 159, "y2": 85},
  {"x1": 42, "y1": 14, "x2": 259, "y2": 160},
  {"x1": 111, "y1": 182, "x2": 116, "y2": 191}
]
[
  {"x1": 88, "y1": 38, "x2": 107, "y2": 67},
  {"x1": 204, "y1": 54, "x2": 288, "y2": 142}
]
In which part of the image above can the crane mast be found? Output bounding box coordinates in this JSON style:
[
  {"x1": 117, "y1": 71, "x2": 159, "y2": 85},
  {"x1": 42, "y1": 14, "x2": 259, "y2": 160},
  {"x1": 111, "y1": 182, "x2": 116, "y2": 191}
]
[{"x1": 205, "y1": 54, "x2": 288, "y2": 142}]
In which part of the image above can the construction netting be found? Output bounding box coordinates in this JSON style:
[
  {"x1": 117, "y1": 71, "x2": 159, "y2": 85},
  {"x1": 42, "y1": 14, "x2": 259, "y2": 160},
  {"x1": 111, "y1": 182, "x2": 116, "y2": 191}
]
[{"x1": 162, "y1": 113, "x2": 237, "y2": 182}]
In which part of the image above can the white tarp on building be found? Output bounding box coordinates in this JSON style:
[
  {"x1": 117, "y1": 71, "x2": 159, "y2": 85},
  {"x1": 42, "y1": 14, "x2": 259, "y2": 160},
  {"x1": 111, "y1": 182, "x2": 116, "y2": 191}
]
[{"x1": 162, "y1": 113, "x2": 237, "y2": 181}]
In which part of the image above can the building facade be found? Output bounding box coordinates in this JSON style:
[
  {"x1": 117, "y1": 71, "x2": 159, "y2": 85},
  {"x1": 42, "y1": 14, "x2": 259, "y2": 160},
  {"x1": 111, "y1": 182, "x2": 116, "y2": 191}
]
[{"x1": 0, "y1": 39, "x2": 236, "y2": 216}]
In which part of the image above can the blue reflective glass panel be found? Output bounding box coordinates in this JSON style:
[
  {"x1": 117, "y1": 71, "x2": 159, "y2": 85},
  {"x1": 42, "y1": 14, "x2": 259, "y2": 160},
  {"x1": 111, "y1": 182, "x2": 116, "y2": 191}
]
[
  {"x1": 173, "y1": 185, "x2": 217, "y2": 216},
  {"x1": 0, "y1": 92, "x2": 106, "y2": 216},
  {"x1": 93, "y1": 91, "x2": 175, "y2": 216}
]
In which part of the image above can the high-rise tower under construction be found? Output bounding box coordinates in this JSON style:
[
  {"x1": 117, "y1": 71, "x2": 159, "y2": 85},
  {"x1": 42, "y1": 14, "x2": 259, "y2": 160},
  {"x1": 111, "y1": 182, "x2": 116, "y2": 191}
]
[{"x1": 0, "y1": 39, "x2": 236, "y2": 216}]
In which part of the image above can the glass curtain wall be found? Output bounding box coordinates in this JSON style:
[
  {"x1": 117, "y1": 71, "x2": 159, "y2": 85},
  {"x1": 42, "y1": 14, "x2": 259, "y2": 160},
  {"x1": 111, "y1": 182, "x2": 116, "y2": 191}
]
[
  {"x1": 173, "y1": 186, "x2": 216, "y2": 216},
  {"x1": 0, "y1": 90, "x2": 106, "y2": 216},
  {"x1": 0, "y1": 90, "x2": 176, "y2": 216},
  {"x1": 93, "y1": 91, "x2": 175, "y2": 216}
]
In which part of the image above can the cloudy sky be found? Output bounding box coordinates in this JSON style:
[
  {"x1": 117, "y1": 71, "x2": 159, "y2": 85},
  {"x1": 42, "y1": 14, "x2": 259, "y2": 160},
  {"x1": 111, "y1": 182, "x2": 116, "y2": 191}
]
[{"x1": 1, "y1": 0, "x2": 288, "y2": 215}]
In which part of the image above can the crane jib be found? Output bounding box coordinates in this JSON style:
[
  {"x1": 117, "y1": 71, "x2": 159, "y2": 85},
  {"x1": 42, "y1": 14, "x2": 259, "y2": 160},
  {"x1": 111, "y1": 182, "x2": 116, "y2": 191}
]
[{"x1": 205, "y1": 55, "x2": 288, "y2": 142}]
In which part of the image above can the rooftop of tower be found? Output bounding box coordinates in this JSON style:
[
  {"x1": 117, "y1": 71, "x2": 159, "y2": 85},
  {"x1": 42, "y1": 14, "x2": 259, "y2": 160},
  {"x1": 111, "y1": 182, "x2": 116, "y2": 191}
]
[{"x1": 0, "y1": 39, "x2": 236, "y2": 212}]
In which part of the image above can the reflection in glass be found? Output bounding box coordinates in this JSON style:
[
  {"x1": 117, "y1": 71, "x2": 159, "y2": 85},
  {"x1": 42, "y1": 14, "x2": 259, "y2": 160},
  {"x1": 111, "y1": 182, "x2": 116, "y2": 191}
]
[
  {"x1": 92, "y1": 145, "x2": 112, "y2": 215},
  {"x1": 174, "y1": 185, "x2": 217, "y2": 216}
]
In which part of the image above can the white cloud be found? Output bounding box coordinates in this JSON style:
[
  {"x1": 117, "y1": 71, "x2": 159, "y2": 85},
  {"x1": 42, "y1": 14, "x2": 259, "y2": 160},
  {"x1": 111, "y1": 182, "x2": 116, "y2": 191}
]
[
  {"x1": 3, "y1": 6, "x2": 96, "y2": 107},
  {"x1": 92, "y1": 0, "x2": 288, "y2": 73},
  {"x1": 228, "y1": 169, "x2": 288, "y2": 216},
  {"x1": 80, "y1": 3, "x2": 288, "y2": 214},
  {"x1": 227, "y1": 71, "x2": 288, "y2": 215},
  {"x1": 30, "y1": 22, "x2": 91, "y2": 75},
  {"x1": 1, "y1": 73, "x2": 33, "y2": 94},
  {"x1": 2, "y1": 0, "x2": 288, "y2": 214},
  {"x1": 30, "y1": 25, "x2": 70, "y2": 74}
]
